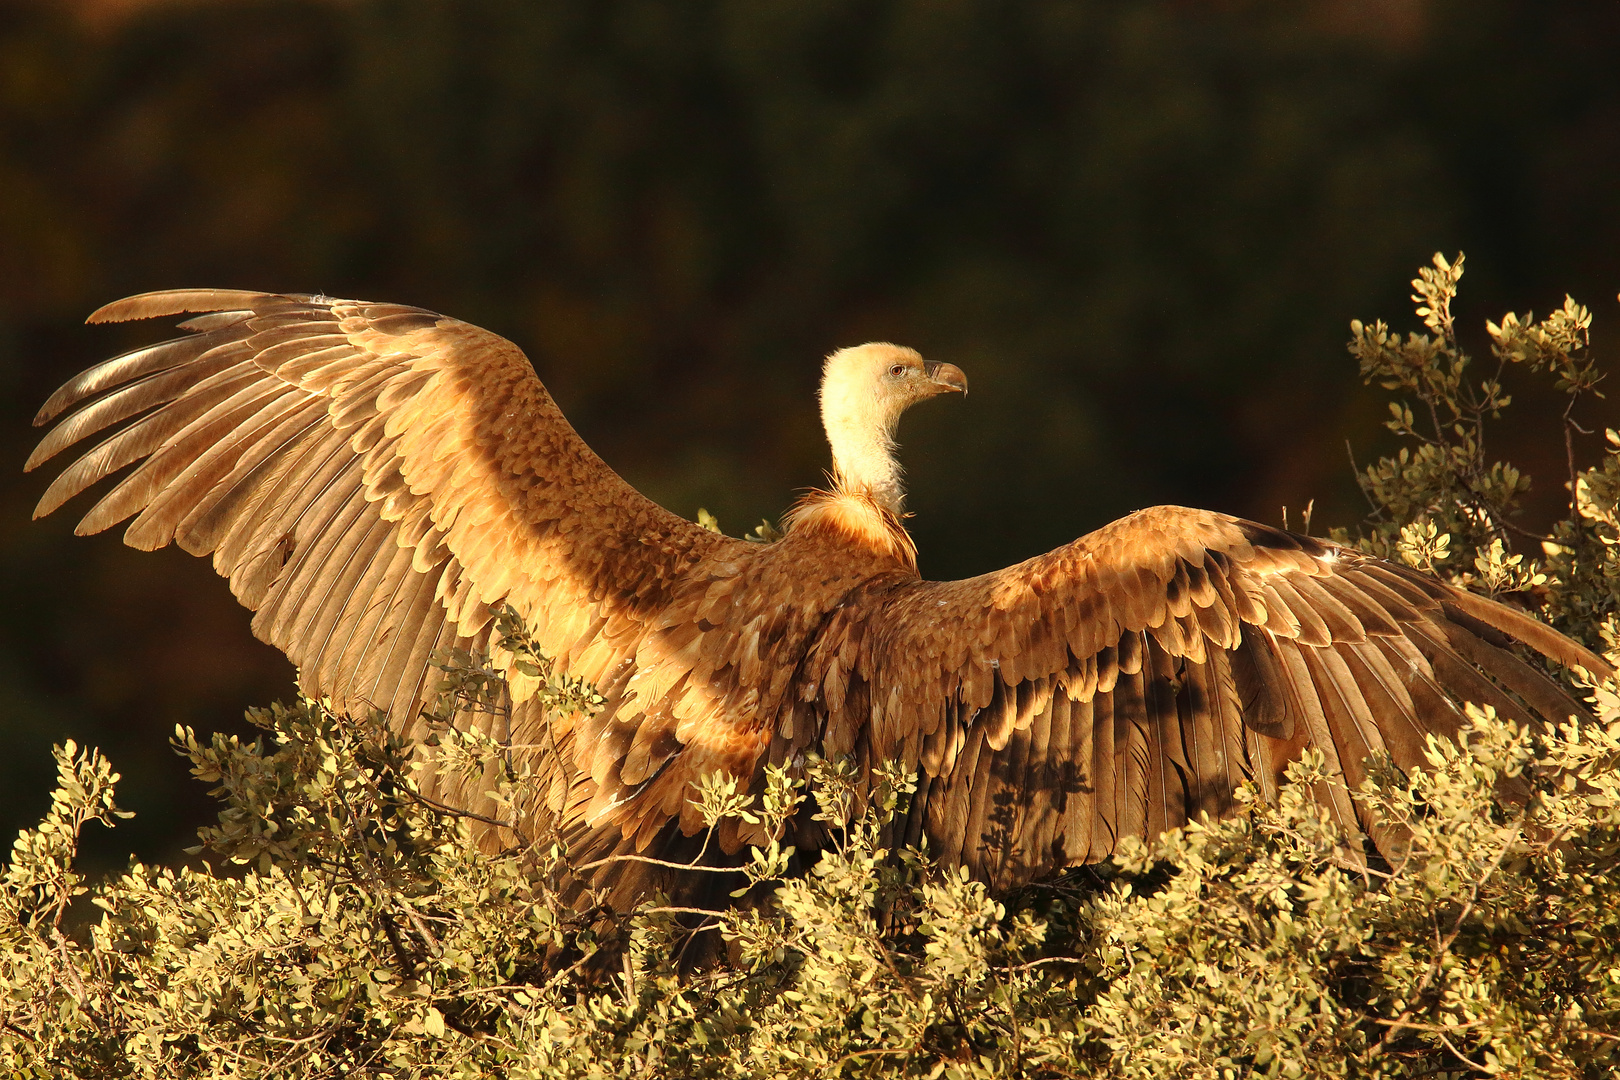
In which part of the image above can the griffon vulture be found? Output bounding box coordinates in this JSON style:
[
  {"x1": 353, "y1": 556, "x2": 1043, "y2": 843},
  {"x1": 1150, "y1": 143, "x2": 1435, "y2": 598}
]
[{"x1": 27, "y1": 290, "x2": 1609, "y2": 908}]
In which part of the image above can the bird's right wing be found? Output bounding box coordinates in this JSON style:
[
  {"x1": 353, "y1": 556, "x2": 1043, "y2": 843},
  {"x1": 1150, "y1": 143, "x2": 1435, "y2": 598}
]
[
  {"x1": 806, "y1": 506, "x2": 1607, "y2": 887},
  {"x1": 29, "y1": 290, "x2": 747, "y2": 791}
]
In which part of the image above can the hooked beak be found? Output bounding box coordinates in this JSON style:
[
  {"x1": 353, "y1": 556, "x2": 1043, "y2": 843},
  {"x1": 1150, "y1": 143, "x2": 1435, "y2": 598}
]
[{"x1": 924, "y1": 360, "x2": 968, "y2": 396}]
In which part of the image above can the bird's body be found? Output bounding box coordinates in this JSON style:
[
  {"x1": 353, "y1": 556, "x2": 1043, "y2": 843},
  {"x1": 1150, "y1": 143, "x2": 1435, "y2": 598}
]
[{"x1": 28, "y1": 289, "x2": 1610, "y2": 909}]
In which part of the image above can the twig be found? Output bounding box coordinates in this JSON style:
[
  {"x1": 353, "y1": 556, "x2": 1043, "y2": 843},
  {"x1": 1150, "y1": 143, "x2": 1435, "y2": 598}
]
[
  {"x1": 48, "y1": 926, "x2": 100, "y2": 1041},
  {"x1": 1435, "y1": 1030, "x2": 1490, "y2": 1072},
  {"x1": 1347, "y1": 440, "x2": 1382, "y2": 515},
  {"x1": 403, "y1": 787, "x2": 531, "y2": 848},
  {"x1": 1370, "y1": 1017, "x2": 1482, "y2": 1034},
  {"x1": 640, "y1": 906, "x2": 730, "y2": 920},
  {"x1": 574, "y1": 851, "x2": 743, "y2": 875}
]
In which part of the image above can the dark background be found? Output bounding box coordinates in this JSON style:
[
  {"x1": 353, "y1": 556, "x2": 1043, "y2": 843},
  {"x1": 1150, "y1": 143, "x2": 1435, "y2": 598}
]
[{"x1": 2, "y1": 0, "x2": 1618, "y2": 869}]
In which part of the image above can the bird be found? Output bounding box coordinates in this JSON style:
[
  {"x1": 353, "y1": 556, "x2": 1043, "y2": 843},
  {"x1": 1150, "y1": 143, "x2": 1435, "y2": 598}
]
[{"x1": 27, "y1": 288, "x2": 1610, "y2": 911}]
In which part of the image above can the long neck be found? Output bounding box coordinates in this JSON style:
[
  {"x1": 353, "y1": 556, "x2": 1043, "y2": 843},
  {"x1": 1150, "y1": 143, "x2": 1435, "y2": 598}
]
[{"x1": 822, "y1": 399, "x2": 904, "y2": 514}]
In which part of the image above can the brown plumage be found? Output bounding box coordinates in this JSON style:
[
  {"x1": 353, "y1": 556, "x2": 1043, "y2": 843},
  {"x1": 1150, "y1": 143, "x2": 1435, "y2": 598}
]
[{"x1": 28, "y1": 289, "x2": 1611, "y2": 907}]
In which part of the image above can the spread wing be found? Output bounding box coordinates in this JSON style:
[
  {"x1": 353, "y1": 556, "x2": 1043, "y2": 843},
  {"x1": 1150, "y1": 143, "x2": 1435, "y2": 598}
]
[
  {"x1": 28, "y1": 289, "x2": 763, "y2": 836},
  {"x1": 811, "y1": 506, "x2": 1609, "y2": 887}
]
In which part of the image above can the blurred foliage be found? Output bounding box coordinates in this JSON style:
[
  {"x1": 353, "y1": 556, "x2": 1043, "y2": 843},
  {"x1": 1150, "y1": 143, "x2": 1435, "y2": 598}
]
[
  {"x1": 1, "y1": 256, "x2": 1620, "y2": 1075},
  {"x1": 3, "y1": 0, "x2": 1620, "y2": 872}
]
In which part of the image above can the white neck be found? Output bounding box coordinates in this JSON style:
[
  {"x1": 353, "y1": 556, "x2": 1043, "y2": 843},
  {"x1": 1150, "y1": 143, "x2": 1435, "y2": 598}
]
[
  {"x1": 825, "y1": 410, "x2": 904, "y2": 513},
  {"x1": 820, "y1": 369, "x2": 905, "y2": 514}
]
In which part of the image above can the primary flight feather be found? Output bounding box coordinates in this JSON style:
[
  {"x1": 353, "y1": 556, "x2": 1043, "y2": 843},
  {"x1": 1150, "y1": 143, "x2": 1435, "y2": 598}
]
[{"x1": 28, "y1": 289, "x2": 1610, "y2": 908}]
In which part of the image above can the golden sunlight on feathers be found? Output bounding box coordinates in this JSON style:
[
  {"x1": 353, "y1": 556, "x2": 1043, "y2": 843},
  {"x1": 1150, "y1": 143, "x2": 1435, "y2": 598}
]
[{"x1": 28, "y1": 289, "x2": 1611, "y2": 908}]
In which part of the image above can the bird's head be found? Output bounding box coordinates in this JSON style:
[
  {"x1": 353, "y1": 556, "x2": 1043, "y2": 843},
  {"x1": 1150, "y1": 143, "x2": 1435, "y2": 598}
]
[
  {"x1": 818, "y1": 343, "x2": 967, "y2": 513},
  {"x1": 820, "y1": 343, "x2": 967, "y2": 430}
]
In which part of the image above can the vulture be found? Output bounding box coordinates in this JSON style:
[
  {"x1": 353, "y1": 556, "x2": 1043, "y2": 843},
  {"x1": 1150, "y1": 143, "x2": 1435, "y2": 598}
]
[{"x1": 27, "y1": 289, "x2": 1611, "y2": 912}]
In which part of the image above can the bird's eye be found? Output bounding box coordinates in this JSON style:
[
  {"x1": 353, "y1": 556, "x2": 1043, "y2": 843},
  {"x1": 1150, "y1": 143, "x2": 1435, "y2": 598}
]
[{"x1": 889, "y1": 364, "x2": 907, "y2": 377}]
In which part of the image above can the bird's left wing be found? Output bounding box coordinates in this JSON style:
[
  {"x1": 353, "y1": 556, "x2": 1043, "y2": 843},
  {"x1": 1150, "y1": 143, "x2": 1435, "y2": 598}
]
[
  {"x1": 803, "y1": 506, "x2": 1607, "y2": 888},
  {"x1": 28, "y1": 290, "x2": 759, "y2": 834}
]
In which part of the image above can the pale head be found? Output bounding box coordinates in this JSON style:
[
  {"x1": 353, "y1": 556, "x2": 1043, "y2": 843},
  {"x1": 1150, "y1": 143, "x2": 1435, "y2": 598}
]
[{"x1": 818, "y1": 343, "x2": 967, "y2": 514}]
